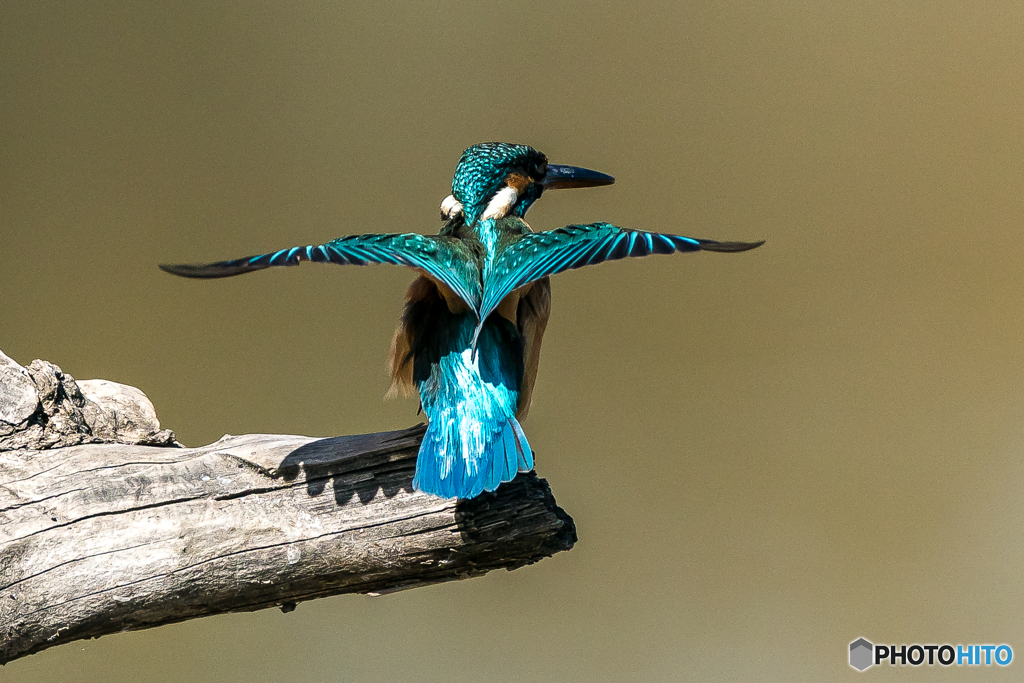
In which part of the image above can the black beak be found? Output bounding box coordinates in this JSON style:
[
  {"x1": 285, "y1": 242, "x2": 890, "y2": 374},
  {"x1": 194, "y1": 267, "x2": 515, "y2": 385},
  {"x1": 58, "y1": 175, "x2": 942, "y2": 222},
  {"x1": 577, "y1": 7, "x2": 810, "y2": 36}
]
[{"x1": 540, "y1": 164, "x2": 615, "y2": 190}]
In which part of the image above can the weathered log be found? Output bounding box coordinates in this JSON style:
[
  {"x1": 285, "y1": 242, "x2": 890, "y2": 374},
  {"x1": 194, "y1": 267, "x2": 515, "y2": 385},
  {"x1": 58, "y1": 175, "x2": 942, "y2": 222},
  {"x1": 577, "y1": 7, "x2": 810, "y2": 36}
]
[{"x1": 0, "y1": 352, "x2": 576, "y2": 665}]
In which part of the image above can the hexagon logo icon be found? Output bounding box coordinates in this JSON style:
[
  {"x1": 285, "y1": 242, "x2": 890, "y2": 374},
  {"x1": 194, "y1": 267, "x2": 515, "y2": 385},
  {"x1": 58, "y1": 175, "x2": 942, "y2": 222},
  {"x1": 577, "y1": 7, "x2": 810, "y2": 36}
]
[{"x1": 850, "y1": 638, "x2": 874, "y2": 671}]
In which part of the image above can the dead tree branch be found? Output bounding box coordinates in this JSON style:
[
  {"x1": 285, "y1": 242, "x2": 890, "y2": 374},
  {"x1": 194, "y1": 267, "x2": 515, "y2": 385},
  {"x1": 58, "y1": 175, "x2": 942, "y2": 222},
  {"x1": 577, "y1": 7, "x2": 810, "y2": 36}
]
[{"x1": 0, "y1": 351, "x2": 576, "y2": 665}]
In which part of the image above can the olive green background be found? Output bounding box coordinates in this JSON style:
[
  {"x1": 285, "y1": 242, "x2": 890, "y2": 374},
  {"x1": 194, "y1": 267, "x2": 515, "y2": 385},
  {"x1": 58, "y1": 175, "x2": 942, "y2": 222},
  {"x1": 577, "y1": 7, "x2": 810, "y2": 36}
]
[{"x1": 3, "y1": 2, "x2": 1023, "y2": 681}]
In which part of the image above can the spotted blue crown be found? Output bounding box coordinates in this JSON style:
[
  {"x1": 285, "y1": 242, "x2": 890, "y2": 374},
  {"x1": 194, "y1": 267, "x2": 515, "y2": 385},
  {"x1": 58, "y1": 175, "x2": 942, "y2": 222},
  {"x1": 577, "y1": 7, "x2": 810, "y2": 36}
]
[{"x1": 451, "y1": 143, "x2": 548, "y2": 226}]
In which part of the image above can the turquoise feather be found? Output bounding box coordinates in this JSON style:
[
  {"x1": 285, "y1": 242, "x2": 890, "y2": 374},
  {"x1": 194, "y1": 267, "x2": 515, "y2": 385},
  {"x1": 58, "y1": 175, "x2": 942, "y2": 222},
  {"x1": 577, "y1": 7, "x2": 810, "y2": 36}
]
[{"x1": 159, "y1": 142, "x2": 763, "y2": 499}]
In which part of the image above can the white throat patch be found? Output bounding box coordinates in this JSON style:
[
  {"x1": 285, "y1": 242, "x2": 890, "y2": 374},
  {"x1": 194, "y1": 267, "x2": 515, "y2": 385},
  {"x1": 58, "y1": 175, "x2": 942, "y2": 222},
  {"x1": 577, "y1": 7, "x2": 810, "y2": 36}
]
[{"x1": 480, "y1": 186, "x2": 519, "y2": 221}]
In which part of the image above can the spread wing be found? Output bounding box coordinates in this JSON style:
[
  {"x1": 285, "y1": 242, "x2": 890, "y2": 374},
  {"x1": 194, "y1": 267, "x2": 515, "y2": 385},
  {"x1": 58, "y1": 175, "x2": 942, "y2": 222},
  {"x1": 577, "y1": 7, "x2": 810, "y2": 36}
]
[
  {"x1": 160, "y1": 232, "x2": 482, "y2": 312},
  {"x1": 473, "y1": 222, "x2": 763, "y2": 344}
]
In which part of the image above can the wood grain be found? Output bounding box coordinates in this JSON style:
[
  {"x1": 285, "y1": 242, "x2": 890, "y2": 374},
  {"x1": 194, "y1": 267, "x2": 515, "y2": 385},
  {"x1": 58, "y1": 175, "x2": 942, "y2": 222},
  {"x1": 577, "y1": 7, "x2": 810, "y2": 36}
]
[{"x1": 0, "y1": 354, "x2": 575, "y2": 665}]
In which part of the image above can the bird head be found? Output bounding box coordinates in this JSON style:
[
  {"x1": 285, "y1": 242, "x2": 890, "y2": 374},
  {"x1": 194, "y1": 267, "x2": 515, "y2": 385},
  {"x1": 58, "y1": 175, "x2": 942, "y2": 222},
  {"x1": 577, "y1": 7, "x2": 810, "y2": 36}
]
[{"x1": 442, "y1": 142, "x2": 614, "y2": 226}]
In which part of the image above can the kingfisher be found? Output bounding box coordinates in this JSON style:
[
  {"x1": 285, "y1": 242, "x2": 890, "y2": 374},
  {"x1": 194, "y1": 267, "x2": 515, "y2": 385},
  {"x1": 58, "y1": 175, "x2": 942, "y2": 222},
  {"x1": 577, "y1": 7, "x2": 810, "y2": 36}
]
[{"x1": 160, "y1": 142, "x2": 763, "y2": 499}]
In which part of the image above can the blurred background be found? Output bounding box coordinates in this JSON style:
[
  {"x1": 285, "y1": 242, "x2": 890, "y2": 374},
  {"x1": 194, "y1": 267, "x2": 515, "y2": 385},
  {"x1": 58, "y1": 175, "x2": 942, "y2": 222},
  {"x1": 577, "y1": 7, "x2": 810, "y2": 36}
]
[{"x1": 3, "y1": 1, "x2": 1024, "y2": 680}]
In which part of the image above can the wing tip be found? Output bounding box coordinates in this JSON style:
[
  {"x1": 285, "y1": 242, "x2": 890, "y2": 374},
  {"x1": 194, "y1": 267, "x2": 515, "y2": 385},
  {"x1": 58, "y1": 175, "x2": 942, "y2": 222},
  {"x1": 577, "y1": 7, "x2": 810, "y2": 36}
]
[
  {"x1": 697, "y1": 239, "x2": 766, "y2": 253},
  {"x1": 159, "y1": 262, "x2": 202, "y2": 278},
  {"x1": 158, "y1": 261, "x2": 264, "y2": 279}
]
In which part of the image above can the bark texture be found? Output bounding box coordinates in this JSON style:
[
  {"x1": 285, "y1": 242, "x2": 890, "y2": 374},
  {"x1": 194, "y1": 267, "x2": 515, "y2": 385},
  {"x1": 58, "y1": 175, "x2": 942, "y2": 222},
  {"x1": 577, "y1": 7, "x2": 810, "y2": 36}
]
[{"x1": 0, "y1": 351, "x2": 576, "y2": 665}]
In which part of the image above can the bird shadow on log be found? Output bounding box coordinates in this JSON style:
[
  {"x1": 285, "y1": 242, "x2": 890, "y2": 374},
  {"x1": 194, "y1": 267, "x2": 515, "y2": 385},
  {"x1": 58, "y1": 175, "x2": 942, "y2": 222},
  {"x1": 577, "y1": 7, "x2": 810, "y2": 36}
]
[
  {"x1": 270, "y1": 424, "x2": 577, "y2": 561},
  {"x1": 272, "y1": 425, "x2": 424, "y2": 506}
]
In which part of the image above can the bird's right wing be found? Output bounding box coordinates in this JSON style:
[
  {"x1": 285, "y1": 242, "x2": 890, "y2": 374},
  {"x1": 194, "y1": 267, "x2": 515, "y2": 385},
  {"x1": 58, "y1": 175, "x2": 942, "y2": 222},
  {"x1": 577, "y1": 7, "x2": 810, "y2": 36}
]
[
  {"x1": 160, "y1": 232, "x2": 482, "y2": 312},
  {"x1": 472, "y1": 222, "x2": 763, "y2": 344}
]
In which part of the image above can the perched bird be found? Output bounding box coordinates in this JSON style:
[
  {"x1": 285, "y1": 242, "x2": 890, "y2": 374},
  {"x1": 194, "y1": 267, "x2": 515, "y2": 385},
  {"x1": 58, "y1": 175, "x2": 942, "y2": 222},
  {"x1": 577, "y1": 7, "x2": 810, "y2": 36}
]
[{"x1": 160, "y1": 142, "x2": 763, "y2": 499}]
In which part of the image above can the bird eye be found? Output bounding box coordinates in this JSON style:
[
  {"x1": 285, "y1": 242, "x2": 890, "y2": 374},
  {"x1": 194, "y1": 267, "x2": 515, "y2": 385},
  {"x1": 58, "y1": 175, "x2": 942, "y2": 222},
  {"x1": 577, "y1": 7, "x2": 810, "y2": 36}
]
[{"x1": 529, "y1": 161, "x2": 548, "y2": 180}]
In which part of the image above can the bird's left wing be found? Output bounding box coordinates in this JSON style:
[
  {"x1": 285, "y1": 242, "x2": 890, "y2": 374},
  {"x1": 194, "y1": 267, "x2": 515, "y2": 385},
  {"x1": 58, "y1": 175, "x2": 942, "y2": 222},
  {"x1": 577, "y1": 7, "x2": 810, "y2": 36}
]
[
  {"x1": 160, "y1": 232, "x2": 482, "y2": 312},
  {"x1": 472, "y1": 222, "x2": 763, "y2": 345}
]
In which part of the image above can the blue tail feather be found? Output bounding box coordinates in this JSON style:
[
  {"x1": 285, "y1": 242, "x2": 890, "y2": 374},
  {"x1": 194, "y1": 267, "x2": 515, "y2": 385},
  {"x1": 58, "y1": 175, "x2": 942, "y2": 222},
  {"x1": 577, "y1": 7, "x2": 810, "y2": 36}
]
[
  {"x1": 510, "y1": 418, "x2": 534, "y2": 472},
  {"x1": 413, "y1": 415, "x2": 532, "y2": 499},
  {"x1": 410, "y1": 307, "x2": 533, "y2": 499}
]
